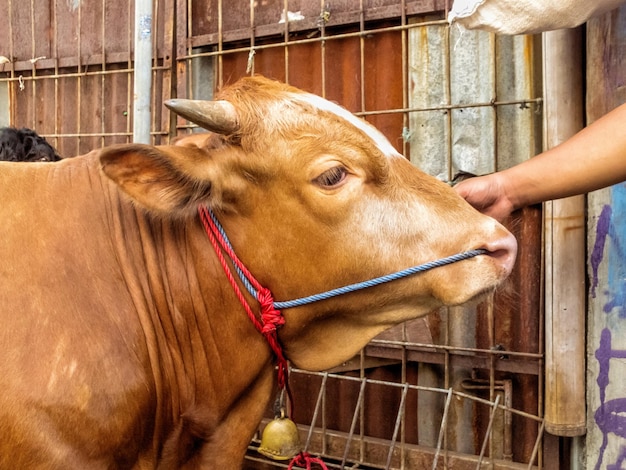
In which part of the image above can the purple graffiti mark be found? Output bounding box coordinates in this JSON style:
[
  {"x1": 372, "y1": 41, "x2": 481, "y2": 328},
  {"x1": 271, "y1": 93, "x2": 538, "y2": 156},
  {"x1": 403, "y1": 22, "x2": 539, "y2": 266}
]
[
  {"x1": 594, "y1": 328, "x2": 626, "y2": 470},
  {"x1": 596, "y1": 328, "x2": 612, "y2": 404},
  {"x1": 607, "y1": 446, "x2": 626, "y2": 470},
  {"x1": 591, "y1": 205, "x2": 612, "y2": 298}
]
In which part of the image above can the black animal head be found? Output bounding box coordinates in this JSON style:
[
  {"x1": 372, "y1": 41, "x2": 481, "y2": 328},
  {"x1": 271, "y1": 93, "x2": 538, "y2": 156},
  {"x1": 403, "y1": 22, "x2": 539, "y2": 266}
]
[{"x1": 0, "y1": 127, "x2": 61, "y2": 162}]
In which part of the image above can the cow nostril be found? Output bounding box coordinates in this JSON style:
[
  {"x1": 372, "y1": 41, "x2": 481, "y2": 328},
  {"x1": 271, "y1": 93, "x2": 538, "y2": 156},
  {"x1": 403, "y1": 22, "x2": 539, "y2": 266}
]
[{"x1": 481, "y1": 233, "x2": 518, "y2": 275}]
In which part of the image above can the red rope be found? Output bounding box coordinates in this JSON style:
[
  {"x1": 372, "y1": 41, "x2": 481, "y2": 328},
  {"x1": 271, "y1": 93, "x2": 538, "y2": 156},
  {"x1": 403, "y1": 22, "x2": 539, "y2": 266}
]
[
  {"x1": 287, "y1": 452, "x2": 329, "y2": 470},
  {"x1": 200, "y1": 207, "x2": 332, "y2": 469},
  {"x1": 198, "y1": 206, "x2": 293, "y2": 410}
]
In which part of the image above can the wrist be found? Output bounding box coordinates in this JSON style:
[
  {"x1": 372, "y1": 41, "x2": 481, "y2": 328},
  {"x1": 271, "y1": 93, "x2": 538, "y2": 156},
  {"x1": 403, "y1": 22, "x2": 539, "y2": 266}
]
[{"x1": 489, "y1": 171, "x2": 518, "y2": 214}]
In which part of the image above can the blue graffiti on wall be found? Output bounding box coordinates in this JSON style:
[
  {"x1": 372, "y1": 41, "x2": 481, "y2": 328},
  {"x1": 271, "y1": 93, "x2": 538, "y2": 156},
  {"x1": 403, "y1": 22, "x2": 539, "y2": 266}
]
[{"x1": 592, "y1": 183, "x2": 626, "y2": 470}]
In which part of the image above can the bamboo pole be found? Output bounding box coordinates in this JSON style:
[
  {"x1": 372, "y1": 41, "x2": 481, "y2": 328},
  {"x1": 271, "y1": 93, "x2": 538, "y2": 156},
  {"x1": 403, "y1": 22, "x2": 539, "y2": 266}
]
[{"x1": 543, "y1": 27, "x2": 586, "y2": 437}]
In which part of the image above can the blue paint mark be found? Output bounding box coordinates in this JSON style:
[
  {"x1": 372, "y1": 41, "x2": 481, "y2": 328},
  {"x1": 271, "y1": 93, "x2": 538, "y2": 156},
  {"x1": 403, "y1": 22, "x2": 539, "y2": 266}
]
[{"x1": 603, "y1": 184, "x2": 626, "y2": 318}]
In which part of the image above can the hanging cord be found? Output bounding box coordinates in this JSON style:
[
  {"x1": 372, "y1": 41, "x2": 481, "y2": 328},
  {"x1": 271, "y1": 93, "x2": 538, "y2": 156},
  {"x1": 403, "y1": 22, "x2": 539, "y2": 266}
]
[{"x1": 198, "y1": 206, "x2": 292, "y2": 412}]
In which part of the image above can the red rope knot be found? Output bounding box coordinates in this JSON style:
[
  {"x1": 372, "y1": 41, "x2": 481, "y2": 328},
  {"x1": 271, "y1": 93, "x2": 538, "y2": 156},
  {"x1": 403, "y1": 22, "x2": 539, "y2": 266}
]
[
  {"x1": 258, "y1": 287, "x2": 285, "y2": 334},
  {"x1": 288, "y1": 452, "x2": 329, "y2": 470},
  {"x1": 256, "y1": 287, "x2": 290, "y2": 393}
]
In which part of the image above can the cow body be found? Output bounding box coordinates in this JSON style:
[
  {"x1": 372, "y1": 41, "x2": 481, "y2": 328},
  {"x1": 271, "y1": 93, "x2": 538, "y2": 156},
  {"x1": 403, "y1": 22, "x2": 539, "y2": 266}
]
[{"x1": 0, "y1": 76, "x2": 516, "y2": 468}]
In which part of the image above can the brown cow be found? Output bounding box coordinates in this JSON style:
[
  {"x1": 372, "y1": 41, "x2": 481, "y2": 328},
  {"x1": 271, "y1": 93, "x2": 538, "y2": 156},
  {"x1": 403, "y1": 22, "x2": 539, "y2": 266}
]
[{"x1": 0, "y1": 76, "x2": 516, "y2": 468}]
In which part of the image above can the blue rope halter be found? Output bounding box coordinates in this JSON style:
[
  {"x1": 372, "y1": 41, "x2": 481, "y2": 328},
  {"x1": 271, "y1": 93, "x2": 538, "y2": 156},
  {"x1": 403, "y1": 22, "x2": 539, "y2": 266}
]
[{"x1": 204, "y1": 208, "x2": 487, "y2": 310}]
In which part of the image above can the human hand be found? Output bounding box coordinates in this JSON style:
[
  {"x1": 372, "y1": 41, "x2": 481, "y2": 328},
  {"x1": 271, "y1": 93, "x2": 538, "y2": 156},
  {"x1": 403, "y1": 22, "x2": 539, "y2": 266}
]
[{"x1": 454, "y1": 173, "x2": 515, "y2": 222}]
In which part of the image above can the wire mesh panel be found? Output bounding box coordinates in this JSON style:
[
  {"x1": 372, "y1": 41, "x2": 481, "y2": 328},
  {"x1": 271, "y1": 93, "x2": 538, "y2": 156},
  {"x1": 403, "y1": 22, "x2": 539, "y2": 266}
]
[
  {"x1": 173, "y1": 1, "x2": 546, "y2": 469},
  {"x1": 246, "y1": 370, "x2": 545, "y2": 470},
  {"x1": 0, "y1": 0, "x2": 173, "y2": 156}
]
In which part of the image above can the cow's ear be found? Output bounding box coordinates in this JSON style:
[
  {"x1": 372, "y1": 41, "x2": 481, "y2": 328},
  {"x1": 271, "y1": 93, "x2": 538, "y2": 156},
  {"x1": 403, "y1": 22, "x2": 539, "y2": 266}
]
[{"x1": 99, "y1": 143, "x2": 230, "y2": 216}]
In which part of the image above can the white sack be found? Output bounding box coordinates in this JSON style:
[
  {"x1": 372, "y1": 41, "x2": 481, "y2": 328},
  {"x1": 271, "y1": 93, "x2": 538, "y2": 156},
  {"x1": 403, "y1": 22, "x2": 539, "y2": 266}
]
[{"x1": 448, "y1": 0, "x2": 626, "y2": 34}]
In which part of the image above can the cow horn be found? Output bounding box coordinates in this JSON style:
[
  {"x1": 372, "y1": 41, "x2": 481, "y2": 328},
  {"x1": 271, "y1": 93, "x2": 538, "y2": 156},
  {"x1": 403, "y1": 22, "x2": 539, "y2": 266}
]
[{"x1": 164, "y1": 99, "x2": 240, "y2": 135}]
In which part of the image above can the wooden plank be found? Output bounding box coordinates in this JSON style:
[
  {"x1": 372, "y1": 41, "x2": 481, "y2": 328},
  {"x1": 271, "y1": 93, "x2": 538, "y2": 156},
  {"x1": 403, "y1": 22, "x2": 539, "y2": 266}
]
[
  {"x1": 53, "y1": 0, "x2": 81, "y2": 61},
  {"x1": 9, "y1": 0, "x2": 35, "y2": 62},
  {"x1": 189, "y1": 0, "x2": 445, "y2": 46},
  {"x1": 585, "y1": 5, "x2": 626, "y2": 469}
]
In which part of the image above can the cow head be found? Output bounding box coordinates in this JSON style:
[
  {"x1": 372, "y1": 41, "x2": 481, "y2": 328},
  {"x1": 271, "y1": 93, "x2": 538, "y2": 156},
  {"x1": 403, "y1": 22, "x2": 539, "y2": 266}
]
[{"x1": 100, "y1": 76, "x2": 516, "y2": 371}]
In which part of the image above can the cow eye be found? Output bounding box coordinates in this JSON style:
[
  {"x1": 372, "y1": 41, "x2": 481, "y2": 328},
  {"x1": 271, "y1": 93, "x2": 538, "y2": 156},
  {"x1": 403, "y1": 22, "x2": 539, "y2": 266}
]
[{"x1": 314, "y1": 166, "x2": 347, "y2": 188}]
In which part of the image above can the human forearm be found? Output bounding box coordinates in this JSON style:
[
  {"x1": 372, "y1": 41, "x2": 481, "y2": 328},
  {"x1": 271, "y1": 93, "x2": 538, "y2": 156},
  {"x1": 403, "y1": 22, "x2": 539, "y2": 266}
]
[{"x1": 501, "y1": 102, "x2": 626, "y2": 210}]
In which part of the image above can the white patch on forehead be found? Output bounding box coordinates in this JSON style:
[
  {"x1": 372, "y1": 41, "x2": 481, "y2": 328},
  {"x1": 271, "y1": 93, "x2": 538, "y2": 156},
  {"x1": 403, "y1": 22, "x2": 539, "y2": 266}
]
[{"x1": 288, "y1": 92, "x2": 402, "y2": 158}]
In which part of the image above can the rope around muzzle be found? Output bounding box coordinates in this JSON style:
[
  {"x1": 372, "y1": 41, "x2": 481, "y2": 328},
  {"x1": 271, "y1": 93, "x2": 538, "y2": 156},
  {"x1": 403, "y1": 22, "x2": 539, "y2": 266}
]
[
  {"x1": 200, "y1": 206, "x2": 487, "y2": 309},
  {"x1": 198, "y1": 205, "x2": 486, "y2": 469}
]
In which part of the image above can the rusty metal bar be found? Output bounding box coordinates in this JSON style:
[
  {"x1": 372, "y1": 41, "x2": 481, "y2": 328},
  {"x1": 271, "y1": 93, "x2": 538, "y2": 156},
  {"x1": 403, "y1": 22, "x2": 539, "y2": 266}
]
[
  {"x1": 461, "y1": 379, "x2": 514, "y2": 462},
  {"x1": 101, "y1": 0, "x2": 106, "y2": 148},
  {"x1": 319, "y1": 0, "x2": 327, "y2": 98},
  {"x1": 400, "y1": 0, "x2": 408, "y2": 158},
  {"x1": 217, "y1": 0, "x2": 223, "y2": 87},
  {"x1": 368, "y1": 339, "x2": 543, "y2": 360},
  {"x1": 247, "y1": 0, "x2": 255, "y2": 75},
  {"x1": 385, "y1": 383, "x2": 410, "y2": 470},
  {"x1": 432, "y1": 388, "x2": 454, "y2": 470},
  {"x1": 359, "y1": 0, "x2": 366, "y2": 114},
  {"x1": 126, "y1": 0, "x2": 133, "y2": 145},
  {"x1": 303, "y1": 373, "x2": 329, "y2": 453},
  {"x1": 291, "y1": 369, "x2": 544, "y2": 424},
  {"x1": 341, "y1": 379, "x2": 368, "y2": 467},
  {"x1": 282, "y1": 0, "x2": 289, "y2": 83},
  {"x1": 7, "y1": 0, "x2": 15, "y2": 124},
  {"x1": 177, "y1": 19, "x2": 451, "y2": 62},
  {"x1": 527, "y1": 420, "x2": 546, "y2": 470},
  {"x1": 0, "y1": 66, "x2": 171, "y2": 84},
  {"x1": 53, "y1": 0, "x2": 59, "y2": 150},
  {"x1": 77, "y1": 0, "x2": 83, "y2": 152},
  {"x1": 29, "y1": 0, "x2": 36, "y2": 129},
  {"x1": 476, "y1": 394, "x2": 502, "y2": 469},
  {"x1": 32, "y1": 132, "x2": 134, "y2": 138}
]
